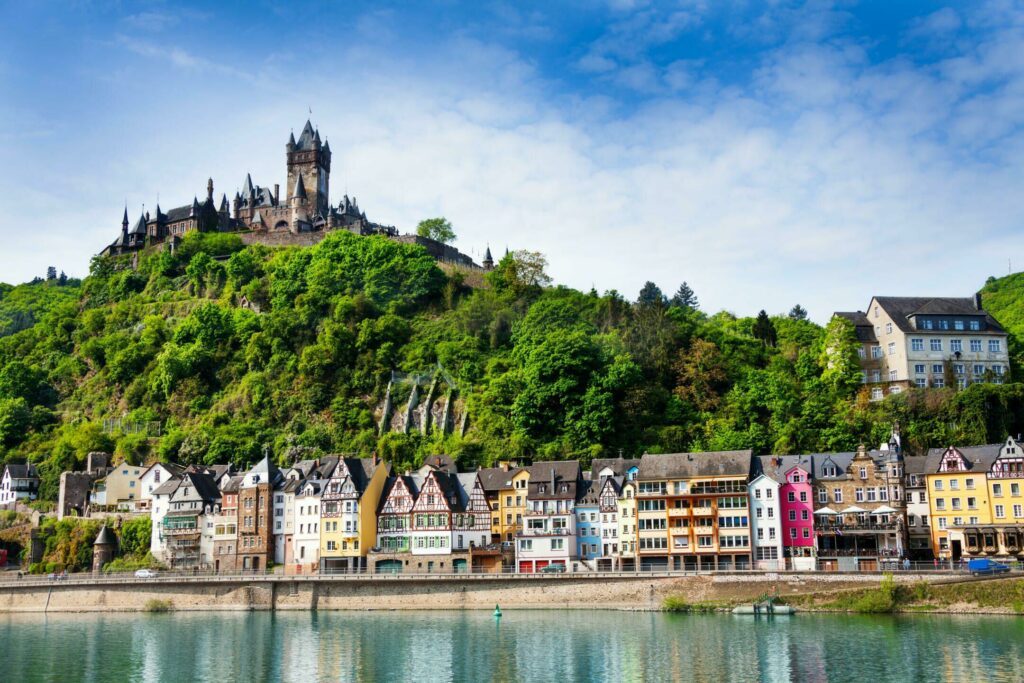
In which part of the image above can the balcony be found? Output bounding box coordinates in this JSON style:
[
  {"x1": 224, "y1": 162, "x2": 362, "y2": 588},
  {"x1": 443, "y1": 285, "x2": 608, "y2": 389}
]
[
  {"x1": 816, "y1": 520, "x2": 901, "y2": 533},
  {"x1": 691, "y1": 506, "x2": 713, "y2": 516}
]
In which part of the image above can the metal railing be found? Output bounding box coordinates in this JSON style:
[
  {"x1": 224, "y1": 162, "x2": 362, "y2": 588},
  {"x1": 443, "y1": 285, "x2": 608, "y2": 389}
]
[{"x1": 1, "y1": 563, "x2": 1019, "y2": 588}]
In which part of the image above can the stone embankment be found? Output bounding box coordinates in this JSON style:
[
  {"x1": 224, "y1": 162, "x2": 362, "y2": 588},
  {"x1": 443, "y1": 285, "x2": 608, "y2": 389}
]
[{"x1": 0, "y1": 571, "x2": 956, "y2": 613}]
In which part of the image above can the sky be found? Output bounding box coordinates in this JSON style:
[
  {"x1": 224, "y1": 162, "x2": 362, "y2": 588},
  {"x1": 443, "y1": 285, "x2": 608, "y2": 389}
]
[{"x1": 2, "y1": 1, "x2": 1024, "y2": 321}]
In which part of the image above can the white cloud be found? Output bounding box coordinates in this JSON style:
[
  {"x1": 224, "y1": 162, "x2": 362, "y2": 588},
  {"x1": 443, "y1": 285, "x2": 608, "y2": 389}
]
[{"x1": 4, "y1": 3, "x2": 1024, "y2": 325}]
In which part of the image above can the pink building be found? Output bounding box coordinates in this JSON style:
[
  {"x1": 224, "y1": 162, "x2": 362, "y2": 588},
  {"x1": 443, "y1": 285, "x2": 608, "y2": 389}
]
[{"x1": 780, "y1": 465, "x2": 815, "y2": 567}]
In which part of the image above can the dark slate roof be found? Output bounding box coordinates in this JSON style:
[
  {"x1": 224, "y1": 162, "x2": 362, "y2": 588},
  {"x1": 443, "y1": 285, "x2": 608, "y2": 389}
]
[
  {"x1": 220, "y1": 474, "x2": 244, "y2": 493},
  {"x1": 874, "y1": 297, "x2": 1004, "y2": 334},
  {"x1": 421, "y1": 454, "x2": 457, "y2": 474},
  {"x1": 752, "y1": 454, "x2": 813, "y2": 484},
  {"x1": 129, "y1": 213, "x2": 147, "y2": 235},
  {"x1": 184, "y1": 472, "x2": 221, "y2": 504},
  {"x1": 293, "y1": 173, "x2": 307, "y2": 200},
  {"x1": 923, "y1": 444, "x2": 1003, "y2": 474},
  {"x1": 833, "y1": 311, "x2": 877, "y2": 343},
  {"x1": 527, "y1": 460, "x2": 581, "y2": 500},
  {"x1": 4, "y1": 463, "x2": 38, "y2": 479},
  {"x1": 476, "y1": 466, "x2": 524, "y2": 493},
  {"x1": 152, "y1": 477, "x2": 182, "y2": 496},
  {"x1": 94, "y1": 526, "x2": 117, "y2": 546},
  {"x1": 164, "y1": 205, "x2": 193, "y2": 222},
  {"x1": 377, "y1": 475, "x2": 420, "y2": 514},
  {"x1": 903, "y1": 455, "x2": 930, "y2": 476},
  {"x1": 295, "y1": 120, "x2": 317, "y2": 150},
  {"x1": 576, "y1": 479, "x2": 600, "y2": 506},
  {"x1": 637, "y1": 450, "x2": 753, "y2": 481}
]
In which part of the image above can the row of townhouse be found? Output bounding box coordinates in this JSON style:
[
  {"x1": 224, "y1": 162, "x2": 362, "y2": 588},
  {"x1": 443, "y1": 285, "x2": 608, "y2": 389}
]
[
  {"x1": 906, "y1": 436, "x2": 1024, "y2": 564},
  {"x1": 125, "y1": 433, "x2": 1024, "y2": 574}
]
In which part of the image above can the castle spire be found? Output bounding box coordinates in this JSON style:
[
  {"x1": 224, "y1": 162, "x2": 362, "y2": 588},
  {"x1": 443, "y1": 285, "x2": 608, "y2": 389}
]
[
  {"x1": 293, "y1": 173, "x2": 307, "y2": 200},
  {"x1": 207, "y1": 178, "x2": 214, "y2": 201},
  {"x1": 483, "y1": 245, "x2": 494, "y2": 270},
  {"x1": 122, "y1": 206, "x2": 129, "y2": 230}
]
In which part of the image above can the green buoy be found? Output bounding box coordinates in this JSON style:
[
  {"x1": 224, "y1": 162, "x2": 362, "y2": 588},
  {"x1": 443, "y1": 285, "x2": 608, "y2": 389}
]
[{"x1": 494, "y1": 604, "x2": 502, "y2": 618}]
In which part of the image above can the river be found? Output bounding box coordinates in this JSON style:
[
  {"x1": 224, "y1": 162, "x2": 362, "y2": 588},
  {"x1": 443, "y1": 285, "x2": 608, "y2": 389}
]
[{"x1": 1, "y1": 610, "x2": 1021, "y2": 682}]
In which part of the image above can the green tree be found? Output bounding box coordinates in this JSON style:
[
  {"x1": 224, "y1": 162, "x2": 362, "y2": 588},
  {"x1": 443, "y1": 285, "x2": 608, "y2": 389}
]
[
  {"x1": 788, "y1": 304, "x2": 808, "y2": 321},
  {"x1": 670, "y1": 282, "x2": 699, "y2": 310},
  {"x1": 415, "y1": 217, "x2": 456, "y2": 244},
  {"x1": 752, "y1": 310, "x2": 778, "y2": 347},
  {"x1": 637, "y1": 281, "x2": 666, "y2": 306}
]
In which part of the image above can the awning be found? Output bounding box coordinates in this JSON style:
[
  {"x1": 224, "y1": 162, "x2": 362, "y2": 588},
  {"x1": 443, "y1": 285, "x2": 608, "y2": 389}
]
[
  {"x1": 841, "y1": 505, "x2": 868, "y2": 514},
  {"x1": 871, "y1": 505, "x2": 897, "y2": 514},
  {"x1": 814, "y1": 507, "x2": 838, "y2": 515}
]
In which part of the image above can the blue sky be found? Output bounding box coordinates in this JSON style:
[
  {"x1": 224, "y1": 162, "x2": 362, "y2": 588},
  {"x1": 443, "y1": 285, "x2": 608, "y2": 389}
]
[{"x1": 2, "y1": 1, "x2": 1024, "y2": 321}]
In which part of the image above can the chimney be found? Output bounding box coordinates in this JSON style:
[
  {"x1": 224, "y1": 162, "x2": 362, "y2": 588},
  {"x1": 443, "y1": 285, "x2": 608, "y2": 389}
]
[
  {"x1": 274, "y1": 184, "x2": 280, "y2": 204},
  {"x1": 550, "y1": 467, "x2": 556, "y2": 492},
  {"x1": 974, "y1": 292, "x2": 983, "y2": 311}
]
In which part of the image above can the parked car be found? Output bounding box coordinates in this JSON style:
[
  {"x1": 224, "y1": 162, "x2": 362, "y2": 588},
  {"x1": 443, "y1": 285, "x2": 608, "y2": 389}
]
[
  {"x1": 540, "y1": 563, "x2": 566, "y2": 574},
  {"x1": 967, "y1": 558, "x2": 1010, "y2": 576},
  {"x1": 134, "y1": 569, "x2": 159, "y2": 579}
]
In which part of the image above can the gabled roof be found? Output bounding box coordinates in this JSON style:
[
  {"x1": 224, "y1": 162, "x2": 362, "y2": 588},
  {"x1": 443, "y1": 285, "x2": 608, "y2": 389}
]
[
  {"x1": 833, "y1": 311, "x2": 877, "y2": 343},
  {"x1": 924, "y1": 444, "x2": 1003, "y2": 474},
  {"x1": 752, "y1": 455, "x2": 812, "y2": 484},
  {"x1": 141, "y1": 461, "x2": 184, "y2": 480},
  {"x1": 637, "y1": 450, "x2": 753, "y2": 481},
  {"x1": 576, "y1": 479, "x2": 601, "y2": 506},
  {"x1": 129, "y1": 213, "x2": 147, "y2": 235},
  {"x1": 476, "y1": 466, "x2": 525, "y2": 493},
  {"x1": 3, "y1": 463, "x2": 38, "y2": 479},
  {"x1": 591, "y1": 458, "x2": 642, "y2": 478},
  {"x1": 178, "y1": 472, "x2": 221, "y2": 504},
  {"x1": 220, "y1": 475, "x2": 244, "y2": 493},
  {"x1": 152, "y1": 476, "x2": 182, "y2": 496},
  {"x1": 527, "y1": 460, "x2": 581, "y2": 500},
  {"x1": 420, "y1": 454, "x2": 458, "y2": 474},
  {"x1": 873, "y1": 296, "x2": 1004, "y2": 334},
  {"x1": 377, "y1": 474, "x2": 420, "y2": 514}
]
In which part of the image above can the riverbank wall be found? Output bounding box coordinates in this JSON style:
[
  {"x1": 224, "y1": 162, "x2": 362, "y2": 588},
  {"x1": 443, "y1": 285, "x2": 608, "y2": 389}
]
[{"x1": 0, "y1": 572, "x2": 957, "y2": 613}]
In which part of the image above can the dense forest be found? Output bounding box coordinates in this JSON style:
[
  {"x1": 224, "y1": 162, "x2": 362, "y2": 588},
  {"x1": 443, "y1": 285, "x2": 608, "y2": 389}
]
[{"x1": 2, "y1": 231, "x2": 1023, "y2": 501}]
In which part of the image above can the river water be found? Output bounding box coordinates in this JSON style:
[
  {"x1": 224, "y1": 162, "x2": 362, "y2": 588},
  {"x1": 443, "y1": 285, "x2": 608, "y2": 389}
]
[{"x1": 1, "y1": 609, "x2": 1021, "y2": 682}]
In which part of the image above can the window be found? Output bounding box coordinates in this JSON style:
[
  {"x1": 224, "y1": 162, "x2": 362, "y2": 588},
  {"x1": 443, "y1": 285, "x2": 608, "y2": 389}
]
[
  {"x1": 871, "y1": 388, "x2": 883, "y2": 400},
  {"x1": 551, "y1": 539, "x2": 564, "y2": 551},
  {"x1": 1013, "y1": 484, "x2": 1020, "y2": 496},
  {"x1": 951, "y1": 339, "x2": 962, "y2": 353},
  {"x1": 989, "y1": 340, "x2": 1002, "y2": 353},
  {"x1": 953, "y1": 364, "x2": 964, "y2": 375},
  {"x1": 801, "y1": 510, "x2": 809, "y2": 521},
  {"x1": 768, "y1": 528, "x2": 776, "y2": 539},
  {"x1": 995, "y1": 505, "x2": 1005, "y2": 518},
  {"x1": 933, "y1": 480, "x2": 943, "y2": 491},
  {"x1": 886, "y1": 322, "x2": 893, "y2": 334},
  {"x1": 833, "y1": 489, "x2": 843, "y2": 503},
  {"x1": 954, "y1": 320, "x2": 965, "y2": 331},
  {"x1": 790, "y1": 528, "x2": 797, "y2": 539},
  {"x1": 967, "y1": 497, "x2": 977, "y2": 510},
  {"x1": 788, "y1": 510, "x2": 796, "y2": 521},
  {"x1": 952, "y1": 498, "x2": 961, "y2": 510},
  {"x1": 787, "y1": 492, "x2": 795, "y2": 503},
  {"x1": 953, "y1": 516, "x2": 963, "y2": 526},
  {"x1": 818, "y1": 490, "x2": 827, "y2": 504},
  {"x1": 911, "y1": 339, "x2": 924, "y2": 352},
  {"x1": 1014, "y1": 505, "x2": 1023, "y2": 518},
  {"x1": 930, "y1": 339, "x2": 942, "y2": 352},
  {"x1": 871, "y1": 346, "x2": 883, "y2": 359},
  {"x1": 859, "y1": 467, "x2": 867, "y2": 480},
  {"x1": 914, "y1": 364, "x2": 925, "y2": 374},
  {"x1": 799, "y1": 491, "x2": 807, "y2": 503},
  {"x1": 858, "y1": 348, "x2": 866, "y2": 359},
  {"x1": 994, "y1": 365, "x2": 1005, "y2": 376},
  {"x1": 888, "y1": 342, "x2": 896, "y2": 356},
  {"x1": 855, "y1": 489, "x2": 864, "y2": 502},
  {"x1": 915, "y1": 379, "x2": 927, "y2": 388},
  {"x1": 887, "y1": 370, "x2": 897, "y2": 381},
  {"x1": 950, "y1": 479, "x2": 959, "y2": 490},
  {"x1": 993, "y1": 483, "x2": 1003, "y2": 496},
  {"x1": 933, "y1": 378, "x2": 945, "y2": 388},
  {"x1": 970, "y1": 340, "x2": 983, "y2": 352},
  {"x1": 935, "y1": 498, "x2": 945, "y2": 510}
]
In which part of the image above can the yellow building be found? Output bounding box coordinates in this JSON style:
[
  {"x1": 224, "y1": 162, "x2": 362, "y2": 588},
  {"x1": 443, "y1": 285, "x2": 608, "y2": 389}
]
[
  {"x1": 925, "y1": 444, "x2": 999, "y2": 561},
  {"x1": 319, "y1": 457, "x2": 390, "y2": 572},
  {"x1": 616, "y1": 480, "x2": 637, "y2": 570},
  {"x1": 479, "y1": 464, "x2": 529, "y2": 543},
  {"x1": 90, "y1": 462, "x2": 144, "y2": 510}
]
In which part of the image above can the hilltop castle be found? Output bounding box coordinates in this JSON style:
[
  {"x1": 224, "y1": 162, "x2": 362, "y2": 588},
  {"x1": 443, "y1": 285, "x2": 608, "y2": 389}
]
[{"x1": 102, "y1": 121, "x2": 491, "y2": 270}]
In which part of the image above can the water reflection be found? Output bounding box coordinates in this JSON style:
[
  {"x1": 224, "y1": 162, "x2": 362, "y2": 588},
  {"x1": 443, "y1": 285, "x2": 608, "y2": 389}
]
[{"x1": 0, "y1": 610, "x2": 1022, "y2": 682}]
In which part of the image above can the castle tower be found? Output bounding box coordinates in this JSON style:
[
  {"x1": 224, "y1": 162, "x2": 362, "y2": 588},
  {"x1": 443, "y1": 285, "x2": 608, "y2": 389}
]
[
  {"x1": 286, "y1": 120, "x2": 331, "y2": 218},
  {"x1": 483, "y1": 246, "x2": 494, "y2": 270},
  {"x1": 92, "y1": 525, "x2": 117, "y2": 574},
  {"x1": 290, "y1": 172, "x2": 309, "y2": 232}
]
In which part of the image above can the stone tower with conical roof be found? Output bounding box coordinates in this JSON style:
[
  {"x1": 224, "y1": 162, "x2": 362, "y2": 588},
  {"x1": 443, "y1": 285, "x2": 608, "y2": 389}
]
[
  {"x1": 92, "y1": 525, "x2": 117, "y2": 574},
  {"x1": 286, "y1": 119, "x2": 331, "y2": 219}
]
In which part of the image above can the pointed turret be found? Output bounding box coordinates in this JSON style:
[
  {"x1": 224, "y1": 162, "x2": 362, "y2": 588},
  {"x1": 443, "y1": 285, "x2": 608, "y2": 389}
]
[
  {"x1": 296, "y1": 119, "x2": 316, "y2": 150},
  {"x1": 483, "y1": 246, "x2": 494, "y2": 270},
  {"x1": 287, "y1": 131, "x2": 296, "y2": 151},
  {"x1": 121, "y1": 207, "x2": 129, "y2": 231},
  {"x1": 207, "y1": 178, "x2": 214, "y2": 201},
  {"x1": 293, "y1": 173, "x2": 307, "y2": 201},
  {"x1": 219, "y1": 193, "x2": 229, "y2": 213},
  {"x1": 242, "y1": 173, "x2": 255, "y2": 199},
  {"x1": 190, "y1": 197, "x2": 200, "y2": 216}
]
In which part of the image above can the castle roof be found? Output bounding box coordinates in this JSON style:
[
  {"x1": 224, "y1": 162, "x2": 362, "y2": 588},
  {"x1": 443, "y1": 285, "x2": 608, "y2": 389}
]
[
  {"x1": 295, "y1": 120, "x2": 317, "y2": 151},
  {"x1": 293, "y1": 173, "x2": 307, "y2": 200},
  {"x1": 129, "y1": 213, "x2": 147, "y2": 235},
  {"x1": 94, "y1": 525, "x2": 117, "y2": 546}
]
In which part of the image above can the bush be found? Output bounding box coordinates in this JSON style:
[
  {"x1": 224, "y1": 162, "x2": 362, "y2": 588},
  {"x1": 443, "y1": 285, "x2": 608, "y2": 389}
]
[
  {"x1": 852, "y1": 573, "x2": 898, "y2": 614},
  {"x1": 144, "y1": 598, "x2": 173, "y2": 613}
]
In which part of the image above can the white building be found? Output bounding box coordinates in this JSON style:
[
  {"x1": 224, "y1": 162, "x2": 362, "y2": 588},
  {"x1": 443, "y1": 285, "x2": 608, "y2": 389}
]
[
  {"x1": 293, "y1": 480, "x2": 324, "y2": 574},
  {"x1": 516, "y1": 461, "x2": 581, "y2": 573},
  {"x1": 0, "y1": 464, "x2": 39, "y2": 508},
  {"x1": 748, "y1": 461, "x2": 784, "y2": 571}
]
